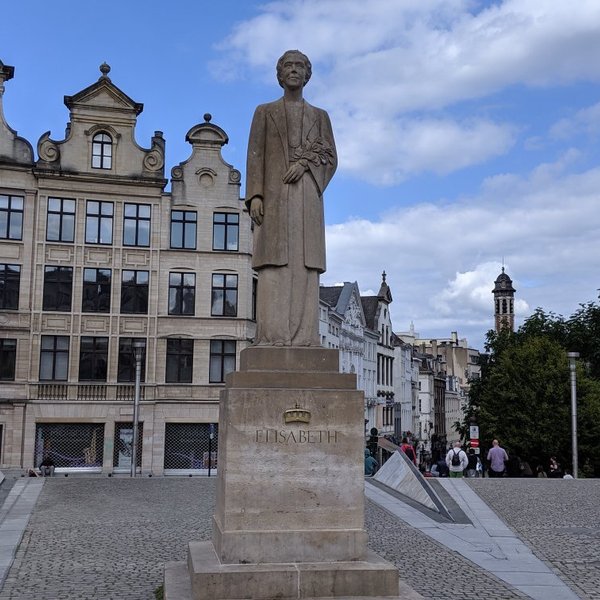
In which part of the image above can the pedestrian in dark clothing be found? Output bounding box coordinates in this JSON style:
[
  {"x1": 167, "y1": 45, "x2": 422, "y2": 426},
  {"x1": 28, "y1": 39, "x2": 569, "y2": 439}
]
[
  {"x1": 548, "y1": 456, "x2": 561, "y2": 478},
  {"x1": 39, "y1": 456, "x2": 55, "y2": 477},
  {"x1": 465, "y1": 448, "x2": 480, "y2": 477}
]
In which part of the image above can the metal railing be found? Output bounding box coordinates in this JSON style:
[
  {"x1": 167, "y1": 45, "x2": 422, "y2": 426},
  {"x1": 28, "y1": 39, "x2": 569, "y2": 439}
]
[{"x1": 33, "y1": 383, "x2": 148, "y2": 402}]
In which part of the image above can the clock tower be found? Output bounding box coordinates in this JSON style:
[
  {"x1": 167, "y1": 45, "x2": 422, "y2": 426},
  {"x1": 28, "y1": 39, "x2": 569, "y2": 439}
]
[{"x1": 493, "y1": 267, "x2": 516, "y2": 332}]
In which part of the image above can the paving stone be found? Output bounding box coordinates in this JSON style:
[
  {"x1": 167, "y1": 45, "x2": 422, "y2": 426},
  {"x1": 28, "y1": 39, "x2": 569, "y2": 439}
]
[
  {"x1": 0, "y1": 478, "x2": 598, "y2": 599},
  {"x1": 469, "y1": 479, "x2": 600, "y2": 600}
]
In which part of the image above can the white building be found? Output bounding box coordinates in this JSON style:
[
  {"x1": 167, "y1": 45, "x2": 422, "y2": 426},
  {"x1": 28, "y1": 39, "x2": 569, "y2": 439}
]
[
  {"x1": 319, "y1": 282, "x2": 377, "y2": 432},
  {"x1": 392, "y1": 338, "x2": 419, "y2": 439}
]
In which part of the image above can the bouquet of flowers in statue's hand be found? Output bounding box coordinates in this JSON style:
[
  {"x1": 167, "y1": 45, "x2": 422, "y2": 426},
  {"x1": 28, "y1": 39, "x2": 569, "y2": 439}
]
[{"x1": 293, "y1": 137, "x2": 335, "y2": 167}]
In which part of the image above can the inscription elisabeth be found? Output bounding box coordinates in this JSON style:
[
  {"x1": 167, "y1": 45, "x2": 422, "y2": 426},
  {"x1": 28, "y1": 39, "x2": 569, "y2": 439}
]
[{"x1": 255, "y1": 429, "x2": 340, "y2": 444}]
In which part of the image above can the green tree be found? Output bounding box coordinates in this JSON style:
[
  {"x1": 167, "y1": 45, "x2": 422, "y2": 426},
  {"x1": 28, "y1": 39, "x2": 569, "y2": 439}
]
[{"x1": 465, "y1": 296, "x2": 600, "y2": 476}]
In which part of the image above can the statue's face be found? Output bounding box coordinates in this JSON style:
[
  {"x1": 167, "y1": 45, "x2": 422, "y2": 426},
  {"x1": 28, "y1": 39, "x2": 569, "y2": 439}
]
[{"x1": 280, "y1": 53, "x2": 307, "y2": 90}]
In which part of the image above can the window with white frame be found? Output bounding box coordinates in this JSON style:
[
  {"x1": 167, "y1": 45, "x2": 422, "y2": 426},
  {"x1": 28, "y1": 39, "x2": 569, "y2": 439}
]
[{"x1": 92, "y1": 132, "x2": 112, "y2": 169}]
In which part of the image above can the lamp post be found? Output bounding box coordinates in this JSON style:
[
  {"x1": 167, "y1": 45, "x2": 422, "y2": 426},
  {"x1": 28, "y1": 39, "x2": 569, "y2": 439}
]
[
  {"x1": 567, "y1": 352, "x2": 579, "y2": 479},
  {"x1": 131, "y1": 340, "x2": 145, "y2": 478}
]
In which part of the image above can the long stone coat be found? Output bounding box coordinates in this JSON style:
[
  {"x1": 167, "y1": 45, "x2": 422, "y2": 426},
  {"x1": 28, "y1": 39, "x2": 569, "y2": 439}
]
[{"x1": 246, "y1": 98, "x2": 337, "y2": 272}]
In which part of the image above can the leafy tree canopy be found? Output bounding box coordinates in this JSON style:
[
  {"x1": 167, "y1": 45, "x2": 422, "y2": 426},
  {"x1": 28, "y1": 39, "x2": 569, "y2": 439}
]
[{"x1": 464, "y1": 295, "x2": 600, "y2": 477}]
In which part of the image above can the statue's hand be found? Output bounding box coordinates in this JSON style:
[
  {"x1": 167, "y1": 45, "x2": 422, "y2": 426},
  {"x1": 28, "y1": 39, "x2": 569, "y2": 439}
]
[
  {"x1": 250, "y1": 197, "x2": 264, "y2": 225},
  {"x1": 282, "y1": 162, "x2": 306, "y2": 184}
]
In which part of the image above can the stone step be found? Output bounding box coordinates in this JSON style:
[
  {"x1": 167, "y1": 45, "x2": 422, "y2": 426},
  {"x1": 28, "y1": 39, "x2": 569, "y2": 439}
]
[{"x1": 164, "y1": 541, "x2": 423, "y2": 600}]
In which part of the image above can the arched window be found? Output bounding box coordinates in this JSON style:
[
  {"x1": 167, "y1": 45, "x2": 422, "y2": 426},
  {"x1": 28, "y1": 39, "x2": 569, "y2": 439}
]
[
  {"x1": 92, "y1": 132, "x2": 112, "y2": 169},
  {"x1": 502, "y1": 299, "x2": 507, "y2": 314}
]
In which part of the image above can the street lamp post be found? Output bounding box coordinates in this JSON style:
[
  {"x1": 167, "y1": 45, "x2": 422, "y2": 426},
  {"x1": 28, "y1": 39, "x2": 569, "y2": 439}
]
[
  {"x1": 567, "y1": 352, "x2": 579, "y2": 479},
  {"x1": 131, "y1": 340, "x2": 145, "y2": 478}
]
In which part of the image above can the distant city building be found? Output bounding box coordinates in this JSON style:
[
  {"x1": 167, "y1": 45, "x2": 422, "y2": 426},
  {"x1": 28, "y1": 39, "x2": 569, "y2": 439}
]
[
  {"x1": 397, "y1": 328, "x2": 481, "y2": 462},
  {"x1": 391, "y1": 338, "x2": 419, "y2": 440},
  {"x1": 319, "y1": 273, "x2": 402, "y2": 437},
  {"x1": 493, "y1": 267, "x2": 516, "y2": 332}
]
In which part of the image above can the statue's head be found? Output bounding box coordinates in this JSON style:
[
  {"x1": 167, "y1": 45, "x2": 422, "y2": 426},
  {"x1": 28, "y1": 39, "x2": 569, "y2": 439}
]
[{"x1": 276, "y1": 50, "x2": 312, "y2": 88}]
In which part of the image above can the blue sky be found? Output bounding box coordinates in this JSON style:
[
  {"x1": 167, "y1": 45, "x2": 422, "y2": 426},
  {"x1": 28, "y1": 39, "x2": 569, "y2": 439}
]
[{"x1": 3, "y1": 0, "x2": 600, "y2": 349}]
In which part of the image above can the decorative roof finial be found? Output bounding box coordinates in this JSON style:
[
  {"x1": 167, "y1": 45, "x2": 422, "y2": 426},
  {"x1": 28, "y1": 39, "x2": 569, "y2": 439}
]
[
  {"x1": 99, "y1": 62, "x2": 111, "y2": 80},
  {"x1": 382, "y1": 270, "x2": 387, "y2": 283},
  {"x1": 203, "y1": 113, "x2": 212, "y2": 123}
]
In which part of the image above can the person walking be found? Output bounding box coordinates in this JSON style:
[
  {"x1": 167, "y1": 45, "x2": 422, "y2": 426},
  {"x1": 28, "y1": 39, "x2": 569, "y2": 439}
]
[
  {"x1": 400, "y1": 437, "x2": 417, "y2": 465},
  {"x1": 446, "y1": 441, "x2": 468, "y2": 478},
  {"x1": 465, "y1": 448, "x2": 481, "y2": 477},
  {"x1": 487, "y1": 439, "x2": 508, "y2": 477}
]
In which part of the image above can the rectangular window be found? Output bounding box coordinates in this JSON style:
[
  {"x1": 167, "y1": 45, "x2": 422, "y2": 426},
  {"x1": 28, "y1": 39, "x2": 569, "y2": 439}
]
[
  {"x1": 252, "y1": 277, "x2": 257, "y2": 321},
  {"x1": 0, "y1": 195, "x2": 24, "y2": 240},
  {"x1": 209, "y1": 340, "x2": 236, "y2": 383},
  {"x1": 168, "y1": 272, "x2": 195, "y2": 315},
  {"x1": 212, "y1": 212, "x2": 239, "y2": 251},
  {"x1": 35, "y1": 423, "x2": 104, "y2": 470},
  {"x1": 79, "y1": 336, "x2": 108, "y2": 381},
  {"x1": 82, "y1": 268, "x2": 111, "y2": 313},
  {"x1": 46, "y1": 197, "x2": 75, "y2": 242},
  {"x1": 85, "y1": 200, "x2": 113, "y2": 244},
  {"x1": 0, "y1": 264, "x2": 20, "y2": 309},
  {"x1": 170, "y1": 211, "x2": 197, "y2": 249},
  {"x1": 92, "y1": 133, "x2": 112, "y2": 169},
  {"x1": 0, "y1": 339, "x2": 17, "y2": 380},
  {"x1": 40, "y1": 335, "x2": 69, "y2": 381},
  {"x1": 166, "y1": 338, "x2": 193, "y2": 383},
  {"x1": 120, "y1": 270, "x2": 149, "y2": 314},
  {"x1": 123, "y1": 203, "x2": 151, "y2": 246},
  {"x1": 43, "y1": 266, "x2": 73, "y2": 312},
  {"x1": 117, "y1": 337, "x2": 146, "y2": 382},
  {"x1": 163, "y1": 423, "x2": 218, "y2": 471},
  {"x1": 211, "y1": 274, "x2": 238, "y2": 317}
]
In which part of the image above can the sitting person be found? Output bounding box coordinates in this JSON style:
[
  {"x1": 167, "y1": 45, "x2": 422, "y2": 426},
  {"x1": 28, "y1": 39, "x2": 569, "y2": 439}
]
[{"x1": 39, "y1": 456, "x2": 55, "y2": 477}]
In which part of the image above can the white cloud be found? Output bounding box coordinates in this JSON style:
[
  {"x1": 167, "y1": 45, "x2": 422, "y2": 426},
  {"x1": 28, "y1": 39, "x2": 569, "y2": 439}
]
[
  {"x1": 214, "y1": 0, "x2": 600, "y2": 184},
  {"x1": 550, "y1": 102, "x2": 600, "y2": 140},
  {"x1": 323, "y1": 158, "x2": 600, "y2": 349},
  {"x1": 337, "y1": 116, "x2": 515, "y2": 184}
]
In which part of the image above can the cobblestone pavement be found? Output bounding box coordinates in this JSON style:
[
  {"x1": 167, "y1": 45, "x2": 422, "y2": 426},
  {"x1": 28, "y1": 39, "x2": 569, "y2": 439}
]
[
  {"x1": 365, "y1": 500, "x2": 526, "y2": 600},
  {"x1": 0, "y1": 477, "x2": 596, "y2": 599},
  {"x1": 469, "y1": 479, "x2": 600, "y2": 600}
]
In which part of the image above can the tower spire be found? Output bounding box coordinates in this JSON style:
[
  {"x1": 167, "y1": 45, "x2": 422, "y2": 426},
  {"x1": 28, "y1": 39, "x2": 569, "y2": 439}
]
[{"x1": 492, "y1": 265, "x2": 516, "y2": 332}]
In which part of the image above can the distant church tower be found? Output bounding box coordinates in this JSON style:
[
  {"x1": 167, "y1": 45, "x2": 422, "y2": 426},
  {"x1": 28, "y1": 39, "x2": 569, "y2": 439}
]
[{"x1": 493, "y1": 267, "x2": 516, "y2": 332}]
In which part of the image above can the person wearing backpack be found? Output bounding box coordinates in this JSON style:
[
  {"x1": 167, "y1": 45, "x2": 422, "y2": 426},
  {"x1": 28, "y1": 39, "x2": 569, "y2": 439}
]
[{"x1": 445, "y1": 441, "x2": 468, "y2": 478}]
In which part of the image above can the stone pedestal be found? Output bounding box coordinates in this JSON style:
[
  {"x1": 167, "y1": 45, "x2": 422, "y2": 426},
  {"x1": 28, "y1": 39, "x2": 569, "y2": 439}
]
[{"x1": 164, "y1": 347, "x2": 411, "y2": 599}]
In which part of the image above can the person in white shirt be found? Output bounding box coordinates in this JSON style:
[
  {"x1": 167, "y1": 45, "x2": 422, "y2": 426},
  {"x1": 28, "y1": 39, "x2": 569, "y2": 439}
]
[{"x1": 446, "y1": 441, "x2": 469, "y2": 478}]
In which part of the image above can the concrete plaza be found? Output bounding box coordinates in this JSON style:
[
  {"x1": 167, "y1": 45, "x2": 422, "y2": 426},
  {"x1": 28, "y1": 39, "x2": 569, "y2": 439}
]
[{"x1": 0, "y1": 475, "x2": 598, "y2": 600}]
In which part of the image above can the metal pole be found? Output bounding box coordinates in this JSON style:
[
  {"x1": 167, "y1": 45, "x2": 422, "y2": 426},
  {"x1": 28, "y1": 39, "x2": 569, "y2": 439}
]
[
  {"x1": 568, "y1": 352, "x2": 579, "y2": 479},
  {"x1": 131, "y1": 346, "x2": 142, "y2": 478},
  {"x1": 208, "y1": 423, "x2": 215, "y2": 477}
]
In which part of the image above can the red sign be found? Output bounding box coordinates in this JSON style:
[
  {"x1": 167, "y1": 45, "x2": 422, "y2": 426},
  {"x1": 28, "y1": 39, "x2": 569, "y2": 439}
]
[{"x1": 470, "y1": 439, "x2": 480, "y2": 448}]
